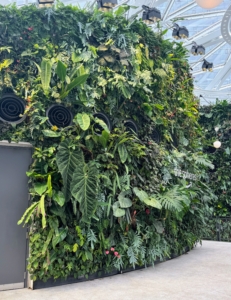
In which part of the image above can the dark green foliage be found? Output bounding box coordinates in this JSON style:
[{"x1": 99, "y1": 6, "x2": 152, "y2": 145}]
[{"x1": 0, "y1": 3, "x2": 215, "y2": 282}]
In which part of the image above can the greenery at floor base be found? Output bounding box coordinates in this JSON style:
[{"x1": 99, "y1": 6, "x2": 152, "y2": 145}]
[
  {"x1": 200, "y1": 101, "x2": 231, "y2": 241},
  {"x1": 0, "y1": 3, "x2": 215, "y2": 281}
]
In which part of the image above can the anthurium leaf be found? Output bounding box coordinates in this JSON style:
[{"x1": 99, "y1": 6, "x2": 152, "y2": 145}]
[
  {"x1": 94, "y1": 118, "x2": 110, "y2": 133},
  {"x1": 76, "y1": 113, "x2": 90, "y2": 130},
  {"x1": 56, "y1": 140, "x2": 84, "y2": 202},
  {"x1": 52, "y1": 228, "x2": 67, "y2": 249},
  {"x1": 118, "y1": 144, "x2": 128, "y2": 163},
  {"x1": 42, "y1": 130, "x2": 61, "y2": 137},
  {"x1": 41, "y1": 58, "x2": 52, "y2": 92},
  {"x1": 34, "y1": 182, "x2": 47, "y2": 196},
  {"x1": 118, "y1": 195, "x2": 132, "y2": 208},
  {"x1": 112, "y1": 201, "x2": 125, "y2": 217},
  {"x1": 71, "y1": 161, "x2": 99, "y2": 221},
  {"x1": 53, "y1": 191, "x2": 65, "y2": 207},
  {"x1": 56, "y1": 60, "x2": 67, "y2": 82}
]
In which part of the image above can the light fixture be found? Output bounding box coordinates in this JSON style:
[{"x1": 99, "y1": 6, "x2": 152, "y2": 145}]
[
  {"x1": 195, "y1": 0, "x2": 223, "y2": 9},
  {"x1": 172, "y1": 24, "x2": 189, "y2": 40},
  {"x1": 97, "y1": 0, "x2": 118, "y2": 12},
  {"x1": 213, "y1": 140, "x2": 221, "y2": 149},
  {"x1": 191, "y1": 42, "x2": 205, "y2": 56},
  {"x1": 142, "y1": 5, "x2": 161, "y2": 25},
  {"x1": 202, "y1": 59, "x2": 213, "y2": 72},
  {"x1": 38, "y1": 0, "x2": 54, "y2": 8}
]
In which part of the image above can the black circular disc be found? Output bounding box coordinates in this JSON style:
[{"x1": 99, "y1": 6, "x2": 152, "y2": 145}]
[
  {"x1": 151, "y1": 129, "x2": 160, "y2": 143},
  {"x1": 93, "y1": 112, "x2": 111, "y2": 135},
  {"x1": 124, "y1": 119, "x2": 138, "y2": 135},
  {"x1": 0, "y1": 94, "x2": 26, "y2": 124},
  {"x1": 46, "y1": 105, "x2": 73, "y2": 128}
]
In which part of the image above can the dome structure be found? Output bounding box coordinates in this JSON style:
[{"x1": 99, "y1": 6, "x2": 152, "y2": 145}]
[{"x1": 3, "y1": 0, "x2": 231, "y2": 105}]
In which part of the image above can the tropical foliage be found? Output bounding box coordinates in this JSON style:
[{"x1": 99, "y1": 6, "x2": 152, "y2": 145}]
[{"x1": 0, "y1": 3, "x2": 215, "y2": 281}]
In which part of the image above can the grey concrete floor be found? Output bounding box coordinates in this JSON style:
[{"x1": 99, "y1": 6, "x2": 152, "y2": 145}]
[{"x1": 1, "y1": 240, "x2": 231, "y2": 300}]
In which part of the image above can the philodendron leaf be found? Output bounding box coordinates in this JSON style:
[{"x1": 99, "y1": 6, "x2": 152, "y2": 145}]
[
  {"x1": 53, "y1": 191, "x2": 65, "y2": 207},
  {"x1": 56, "y1": 60, "x2": 67, "y2": 82},
  {"x1": 133, "y1": 187, "x2": 149, "y2": 202},
  {"x1": 41, "y1": 58, "x2": 52, "y2": 93},
  {"x1": 52, "y1": 228, "x2": 68, "y2": 249},
  {"x1": 76, "y1": 113, "x2": 90, "y2": 130},
  {"x1": 56, "y1": 140, "x2": 84, "y2": 202},
  {"x1": 112, "y1": 201, "x2": 125, "y2": 217},
  {"x1": 34, "y1": 182, "x2": 47, "y2": 196},
  {"x1": 118, "y1": 144, "x2": 128, "y2": 163},
  {"x1": 43, "y1": 130, "x2": 61, "y2": 137},
  {"x1": 118, "y1": 191, "x2": 132, "y2": 208},
  {"x1": 65, "y1": 74, "x2": 89, "y2": 93},
  {"x1": 71, "y1": 161, "x2": 99, "y2": 221}
]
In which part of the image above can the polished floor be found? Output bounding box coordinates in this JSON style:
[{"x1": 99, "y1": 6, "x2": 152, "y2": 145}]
[{"x1": 1, "y1": 240, "x2": 231, "y2": 300}]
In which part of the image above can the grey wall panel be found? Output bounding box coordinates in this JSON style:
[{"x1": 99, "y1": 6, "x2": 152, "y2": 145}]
[{"x1": 0, "y1": 144, "x2": 32, "y2": 288}]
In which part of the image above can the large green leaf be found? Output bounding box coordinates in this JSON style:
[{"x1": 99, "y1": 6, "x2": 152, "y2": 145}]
[
  {"x1": 118, "y1": 191, "x2": 132, "y2": 208},
  {"x1": 43, "y1": 130, "x2": 61, "y2": 138},
  {"x1": 143, "y1": 197, "x2": 162, "y2": 209},
  {"x1": 76, "y1": 113, "x2": 90, "y2": 130},
  {"x1": 52, "y1": 228, "x2": 68, "y2": 249},
  {"x1": 133, "y1": 187, "x2": 149, "y2": 202},
  {"x1": 56, "y1": 60, "x2": 67, "y2": 82},
  {"x1": 34, "y1": 182, "x2": 47, "y2": 196},
  {"x1": 70, "y1": 161, "x2": 98, "y2": 221},
  {"x1": 112, "y1": 201, "x2": 125, "y2": 217},
  {"x1": 41, "y1": 58, "x2": 52, "y2": 93},
  {"x1": 56, "y1": 140, "x2": 84, "y2": 202},
  {"x1": 53, "y1": 191, "x2": 65, "y2": 207}
]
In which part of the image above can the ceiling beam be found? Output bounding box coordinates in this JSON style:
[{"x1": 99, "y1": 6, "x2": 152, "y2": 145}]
[
  {"x1": 162, "y1": 0, "x2": 175, "y2": 21},
  {"x1": 179, "y1": 10, "x2": 225, "y2": 20},
  {"x1": 192, "y1": 64, "x2": 224, "y2": 76},
  {"x1": 166, "y1": 1, "x2": 197, "y2": 20}
]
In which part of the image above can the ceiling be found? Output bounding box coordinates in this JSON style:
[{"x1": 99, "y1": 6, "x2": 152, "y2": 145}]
[{"x1": 2, "y1": 0, "x2": 231, "y2": 105}]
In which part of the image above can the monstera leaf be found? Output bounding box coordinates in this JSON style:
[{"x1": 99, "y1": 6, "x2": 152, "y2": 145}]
[
  {"x1": 71, "y1": 161, "x2": 99, "y2": 221},
  {"x1": 56, "y1": 140, "x2": 84, "y2": 202}
]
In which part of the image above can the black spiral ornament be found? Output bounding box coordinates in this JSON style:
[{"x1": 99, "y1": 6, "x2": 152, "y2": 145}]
[
  {"x1": 151, "y1": 129, "x2": 161, "y2": 144},
  {"x1": 46, "y1": 105, "x2": 73, "y2": 128},
  {"x1": 0, "y1": 94, "x2": 26, "y2": 124},
  {"x1": 124, "y1": 119, "x2": 138, "y2": 135},
  {"x1": 93, "y1": 112, "x2": 112, "y2": 135}
]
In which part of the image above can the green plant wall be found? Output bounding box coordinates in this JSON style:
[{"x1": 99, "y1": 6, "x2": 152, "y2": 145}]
[{"x1": 0, "y1": 3, "x2": 215, "y2": 281}]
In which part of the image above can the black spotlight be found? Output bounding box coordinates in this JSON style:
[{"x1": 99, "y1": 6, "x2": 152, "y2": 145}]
[
  {"x1": 124, "y1": 119, "x2": 138, "y2": 135},
  {"x1": 0, "y1": 94, "x2": 26, "y2": 124},
  {"x1": 97, "y1": 0, "x2": 117, "y2": 12},
  {"x1": 46, "y1": 105, "x2": 73, "y2": 128},
  {"x1": 191, "y1": 42, "x2": 205, "y2": 56},
  {"x1": 151, "y1": 129, "x2": 161, "y2": 144},
  {"x1": 202, "y1": 59, "x2": 213, "y2": 72},
  {"x1": 142, "y1": 5, "x2": 161, "y2": 25},
  {"x1": 172, "y1": 24, "x2": 189, "y2": 40},
  {"x1": 93, "y1": 112, "x2": 112, "y2": 135},
  {"x1": 38, "y1": 0, "x2": 54, "y2": 8}
]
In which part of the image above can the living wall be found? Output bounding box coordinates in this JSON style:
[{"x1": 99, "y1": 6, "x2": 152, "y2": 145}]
[
  {"x1": 0, "y1": 3, "x2": 215, "y2": 281},
  {"x1": 200, "y1": 100, "x2": 231, "y2": 241}
]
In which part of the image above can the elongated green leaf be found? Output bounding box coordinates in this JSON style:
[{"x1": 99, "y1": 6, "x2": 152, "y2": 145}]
[
  {"x1": 53, "y1": 191, "x2": 65, "y2": 207},
  {"x1": 143, "y1": 197, "x2": 162, "y2": 209},
  {"x1": 76, "y1": 113, "x2": 90, "y2": 130},
  {"x1": 17, "y1": 202, "x2": 39, "y2": 226},
  {"x1": 43, "y1": 130, "x2": 61, "y2": 137},
  {"x1": 41, "y1": 58, "x2": 52, "y2": 92},
  {"x1": 38, "y1": 194, "x2": 46, "y2": 228},
  {"x1": 71, "y1": 161, "x2": 98, "y2": 221},
  {"x1": 56, "y1": 60, "x2": 67, "y2": 82},
  {"x1": 34, "y1": 182, "x2": 47, "y2": 196},
  {"x1": 56, "y1": 140, "x2": 84, "y2": 202},
  {"x1": 65, "y1": 74, "x2": 89, "y2": 93},
  {"x1": 42, "y1": 229, "x2": 54, "y2": 255},
  {"x1": 47, "y1": 175, "x2": 52, "y2": 198},
  {"x1": 118, "y1": 144, "x2": 128, "y2": 163}
]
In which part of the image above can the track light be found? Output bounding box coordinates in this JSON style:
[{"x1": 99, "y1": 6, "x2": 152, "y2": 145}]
[
  {"x1": 191, "y1": 42, "x2": 205, "y2": 56},
  {"x1": 172, "y1": 24, "x2": 189, "y2": 40},
  {"x1": 97, "y1": 0, "x2": 118, "y2": 12},
  {"x1": 142, "y1": 5, "x2": 161, "y2": 25},
  {"x1": 202, "y1": 59, "x2": 213, "y2": 72},
  {"x1": 38, "y1": 0, "x2": 54, "y2": 8}
]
